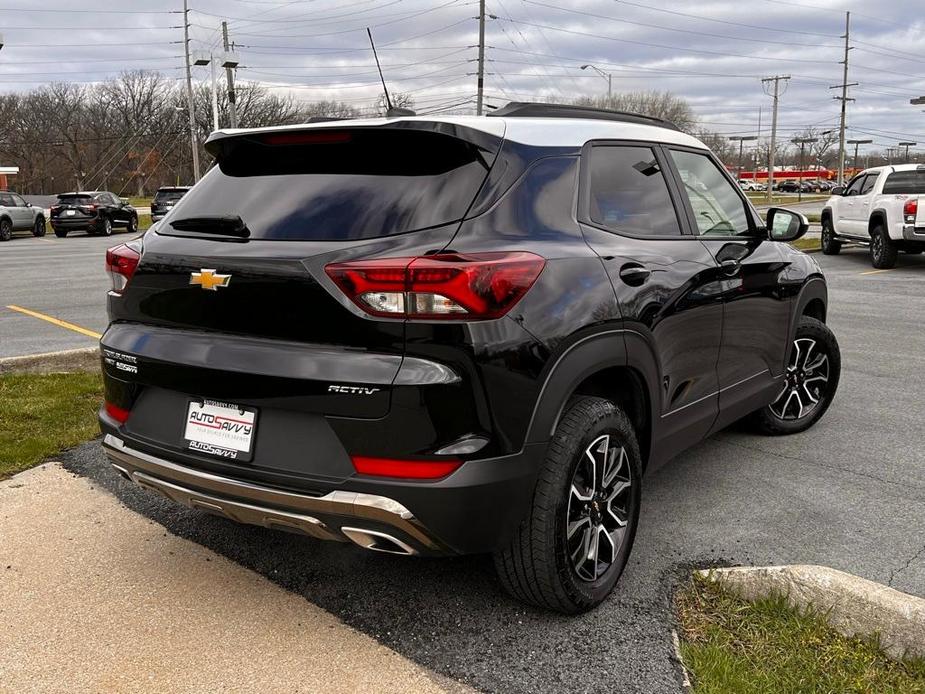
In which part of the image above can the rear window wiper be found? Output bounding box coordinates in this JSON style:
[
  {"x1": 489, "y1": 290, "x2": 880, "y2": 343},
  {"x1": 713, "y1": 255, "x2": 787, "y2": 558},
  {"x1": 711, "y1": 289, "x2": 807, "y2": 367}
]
[{"x1": 169, "y1": 215, "x2": 250, "y2": 238}]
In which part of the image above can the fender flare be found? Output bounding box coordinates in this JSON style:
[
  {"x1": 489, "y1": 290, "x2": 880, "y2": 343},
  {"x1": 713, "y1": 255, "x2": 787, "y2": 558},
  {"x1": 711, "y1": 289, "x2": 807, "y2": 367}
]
[
  {"x1": 869, "y1": 208, "x2": 889, "y2": 236},
  {"x1": 524, "y1": 329, "x2": 658, "y2": 450},
  {"x1": 789, "y1": 276, "x2": 828, "y2": 346}
]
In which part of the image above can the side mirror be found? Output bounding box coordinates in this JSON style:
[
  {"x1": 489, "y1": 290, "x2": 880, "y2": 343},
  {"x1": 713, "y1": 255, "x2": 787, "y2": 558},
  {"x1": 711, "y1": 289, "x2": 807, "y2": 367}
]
[
  {"x1": 766, "y1": 207, "x2": 809, "y2": 242},
  {"x1": 120, "y1": 198, "x2": 129, "y2": 206},
  {"x1": 25, "y1": 202, "x2": 32, "y2": 207},
  {"x1": 831, "y1": 186, "x2": 845, "y2": 196}
]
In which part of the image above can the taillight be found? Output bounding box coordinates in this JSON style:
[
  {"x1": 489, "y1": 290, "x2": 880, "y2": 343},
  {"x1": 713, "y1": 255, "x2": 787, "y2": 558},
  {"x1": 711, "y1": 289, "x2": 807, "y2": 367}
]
[
  {"x1": 351, "y1": 455, "x2": 461, "y2": 480},
  {"x1": 50, "y1": 205, "x2": 60, "y2": 214},
  {"x1": 105, "y1": 401, "x2": 131, "y2": 423},
  {"x1": 325, "y1": 252, "x2": 545, "y2": 319},
  {"x1": 80, "y1": 204, "x2": 98, "y2": 214},
  {"x1": 904, "y1": 198, "x2": 918, "y2": 223},
  {"x1": 106, "y1": 243, "x2": 140, "y2": 294}
]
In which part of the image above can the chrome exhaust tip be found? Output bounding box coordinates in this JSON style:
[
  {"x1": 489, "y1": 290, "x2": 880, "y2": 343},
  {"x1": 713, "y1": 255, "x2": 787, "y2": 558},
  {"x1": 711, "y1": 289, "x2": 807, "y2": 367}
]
[{"x1": 341, "y1": 527, "x2": 417, "y2": 556}]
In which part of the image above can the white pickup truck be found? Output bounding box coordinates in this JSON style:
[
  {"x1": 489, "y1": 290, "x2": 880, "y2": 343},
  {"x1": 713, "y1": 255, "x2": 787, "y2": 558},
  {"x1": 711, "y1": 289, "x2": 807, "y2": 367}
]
[{"x1": 821, "y1": 163, "x2": 925, "y2": 268}]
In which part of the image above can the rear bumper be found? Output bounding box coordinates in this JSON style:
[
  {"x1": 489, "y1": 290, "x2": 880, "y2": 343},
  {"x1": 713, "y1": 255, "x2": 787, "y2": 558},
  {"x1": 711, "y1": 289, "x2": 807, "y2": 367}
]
[
  {"x1": 100, "y1": 430, "x2": 545, "y2": 556},
  {"x1": 903, "y1": 225, "x2": 925, "y2": 241},
  {"x1": 51, "y1": 217, "x2": 98, "y2": 229}
]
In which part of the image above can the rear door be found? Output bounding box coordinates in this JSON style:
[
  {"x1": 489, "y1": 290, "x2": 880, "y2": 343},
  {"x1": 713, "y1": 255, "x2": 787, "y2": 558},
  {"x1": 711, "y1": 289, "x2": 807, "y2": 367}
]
[
  {"x1": 664, "y1": 146, "x2": 791, "y2": 429},
  {"x1": 578, "y1": 141, "x2": 724, "y2": 458},
  {"x1": 9, "y1": 194, "x2": 32, "y2": 229},
  {"x1": 853, "y1": 172, "x2": 880, "y2": 231},
  {"x1": 106, "y1": 123, "x2": 503, "y2": 423}
]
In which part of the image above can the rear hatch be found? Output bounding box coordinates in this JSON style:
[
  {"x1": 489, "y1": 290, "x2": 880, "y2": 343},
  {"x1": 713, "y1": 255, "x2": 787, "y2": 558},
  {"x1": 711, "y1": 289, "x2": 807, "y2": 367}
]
[
  {"x1": 882, "y1": 168, "x2": 925, "y2": 227},
  {"x1": 104, "y1": 121, "x2": 502, "y2": 455},
  {"x1": 53, "y1": 193, "x2": 96, "y2": 220}
]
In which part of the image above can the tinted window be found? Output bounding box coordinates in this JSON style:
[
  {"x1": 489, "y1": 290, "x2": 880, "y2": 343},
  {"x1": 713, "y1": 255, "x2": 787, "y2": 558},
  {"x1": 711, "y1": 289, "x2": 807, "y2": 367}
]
[
  {"x1": 11, "y1": 194, "x2": 25, "y2": 207},
  {"x1": 860, "y1": 174, "x2": 878, "y2": 195},
  {"x1": 882, "y1": 171, "x2": 925, "y2": 194},
  {"x1": 844, "y1": 175, "x2": 867, "y2": 196},
  {"x1": 0, "y1": 194, "x2": 13, "y2": 206},
  {"x1": 587, "y1": 145, "x2": 682, "y2": 236},
  {"x1": 58, "y1": 194, "x2": 93, "y2": 204},
  {"x1": 669, "y1": 149, "x2": 751, "y2": 236},
  {"x1": 165, "y1": 128, "x2": 495, "y2": 241},
  {"x1": 155, "y1": 189, "x2": 187, "y2": 202}
]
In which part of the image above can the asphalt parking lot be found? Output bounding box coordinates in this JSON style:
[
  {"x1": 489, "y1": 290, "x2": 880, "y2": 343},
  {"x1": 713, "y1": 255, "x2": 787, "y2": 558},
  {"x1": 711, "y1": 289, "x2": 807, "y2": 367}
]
[{"x1": 5, "y1": 234, "x2": 919, "y2": 691}]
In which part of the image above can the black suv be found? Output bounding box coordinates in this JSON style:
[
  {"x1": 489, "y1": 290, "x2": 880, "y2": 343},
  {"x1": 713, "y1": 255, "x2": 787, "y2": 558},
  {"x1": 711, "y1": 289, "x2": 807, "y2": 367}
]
[
  {"x1": 50, "y1": 191, "x2": 138, "y2": 237},
  {"x1": 150, "y1": 186, "x2": 191, "y2": 222},
  {"x1": 99, "y1": 103, "x2": 840, "y2": 613}
]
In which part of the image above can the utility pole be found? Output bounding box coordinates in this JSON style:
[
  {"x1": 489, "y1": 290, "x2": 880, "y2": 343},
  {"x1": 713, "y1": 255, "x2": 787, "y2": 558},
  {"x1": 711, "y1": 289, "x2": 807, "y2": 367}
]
[
  {"x1": 831, "y1": 12, "x2": 856, "y2": 186},
  {"x1": 476, "y1": 0, "x2": 486, "y2": 115},
  {"x1": 761, "y1": 75, "x2": 790, "y2": 202},
  {"x1": 222, "y1": 21, "x2": 238, "y2": 128},
  {"x1": 182, "y1": 0, "x2": 200, "y2": 182}
]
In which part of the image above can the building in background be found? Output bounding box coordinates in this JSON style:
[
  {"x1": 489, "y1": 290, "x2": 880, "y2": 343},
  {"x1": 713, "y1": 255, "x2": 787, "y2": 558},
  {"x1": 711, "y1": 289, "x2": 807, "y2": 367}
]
[{"x1": 0, "y1": 166, "x2": 19, "y2": 190}]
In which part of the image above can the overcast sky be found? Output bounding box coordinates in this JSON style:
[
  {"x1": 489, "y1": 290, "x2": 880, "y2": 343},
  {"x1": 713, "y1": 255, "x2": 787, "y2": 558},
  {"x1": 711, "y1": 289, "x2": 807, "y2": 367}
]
[{"x1": 2, "y1": 0, "x2": 924, "y2": 155}]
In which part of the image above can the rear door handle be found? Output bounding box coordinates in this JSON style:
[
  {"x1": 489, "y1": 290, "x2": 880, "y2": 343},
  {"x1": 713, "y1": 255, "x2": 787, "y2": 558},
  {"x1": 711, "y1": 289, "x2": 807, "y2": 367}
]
[{"x1": 618, "y1": 264, "x2": 651, "y2": 286}]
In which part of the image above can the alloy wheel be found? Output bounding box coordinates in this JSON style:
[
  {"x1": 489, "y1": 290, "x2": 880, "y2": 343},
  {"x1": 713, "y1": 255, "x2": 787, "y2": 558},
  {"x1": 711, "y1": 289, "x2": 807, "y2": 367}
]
[
  {"x1": 769, "y1": 337, "x2": 830, "y2": 421},
  {"x1": 566, "y1": 434, "x2": 632, "y2": 582},
  {"x1": 872, "y1": 234, "x2": 883, "y2": 260}
]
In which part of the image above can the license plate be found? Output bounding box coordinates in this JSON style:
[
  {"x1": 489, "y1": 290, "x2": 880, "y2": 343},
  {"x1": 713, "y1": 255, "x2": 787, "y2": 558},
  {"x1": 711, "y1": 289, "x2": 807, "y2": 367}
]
[
  {"x1": 65, "y1": 209, "x2": 76, "y2": 216},
  {"x1": 184, "y1": 399, "x2": 257, "y2": 461}
]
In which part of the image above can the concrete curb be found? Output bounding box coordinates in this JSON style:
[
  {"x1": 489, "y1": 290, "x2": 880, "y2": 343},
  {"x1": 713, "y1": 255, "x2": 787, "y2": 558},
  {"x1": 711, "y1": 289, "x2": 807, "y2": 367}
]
[
  {"x1": 0, "y1": 346, "x2": 99, "y2": 374},
  {"x1": 699, "y1": 565, "x2": 925, "y2": 661}
]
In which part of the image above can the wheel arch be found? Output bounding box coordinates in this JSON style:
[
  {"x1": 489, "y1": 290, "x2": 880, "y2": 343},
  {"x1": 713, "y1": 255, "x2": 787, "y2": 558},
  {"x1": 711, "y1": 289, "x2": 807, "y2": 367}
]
[
  {"x1": 789, "y1": 277, "x2": 828, "y2": 358},
  {"x1": 869, "y1": 209, "x2": 888, "y2": 235},
  {"x1": 524, "y1": 329, "x2": 655, "y2": 469},
  {"x1": 821, "y1": 207, "x2": 833, "y2": 225}
]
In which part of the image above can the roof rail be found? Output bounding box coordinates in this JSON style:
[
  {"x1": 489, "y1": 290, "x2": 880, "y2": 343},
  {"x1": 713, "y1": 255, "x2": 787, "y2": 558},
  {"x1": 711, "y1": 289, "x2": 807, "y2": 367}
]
[{"x1": 487, "y1": 101, "x2": 680, "y2": 132}]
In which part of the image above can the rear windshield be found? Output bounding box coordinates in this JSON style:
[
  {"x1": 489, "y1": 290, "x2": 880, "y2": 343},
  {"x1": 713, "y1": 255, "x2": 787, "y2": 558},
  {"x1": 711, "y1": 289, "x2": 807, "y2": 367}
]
[
  {"x1": 154, "y1": 189, "x2": 187, "y2": 202},
  {"x1": 882, "y1": 171, "x2": 925, "y2": 194},
  {"x1": 163, "y1": 128, "x2": 495, "y2": 241},
  {"x1": 57, "y1": 194, "x2": 93, "y2": 203}
]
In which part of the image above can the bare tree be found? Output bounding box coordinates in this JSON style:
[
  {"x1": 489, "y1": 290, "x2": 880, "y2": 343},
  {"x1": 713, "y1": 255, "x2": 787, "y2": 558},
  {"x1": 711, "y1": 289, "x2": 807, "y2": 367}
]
[
  {"x1": 302, "y1": 100, "x2": 360, "y2": 119},
  {"x1": 376, "y1": 91, "x2": 415, "y2": 116},
  {"x1": 572, "y1": 90, "x2": 697, "y2": 133}
]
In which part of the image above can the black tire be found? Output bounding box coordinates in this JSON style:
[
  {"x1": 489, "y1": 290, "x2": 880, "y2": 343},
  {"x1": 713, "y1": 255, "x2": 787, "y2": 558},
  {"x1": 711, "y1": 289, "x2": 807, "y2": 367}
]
[
  {"x1": 0, "y1": 218, "x2": 11, "y2": 242},
  {"x1": 752, "y1": 316, "x2": 840, "y2": 436},
  {"x1": 100, "y1": 216, "x2": 113, "y2": 237},
  {"x1": 494, "y1": 396, "x2": 642, "y2": 613},
  {"x1": 32, "y1": 217, "x2": 46, "y2": 237},
  {"x1": 870, "y1": 225, "x2": 897, "y2": 269},
  {"x1": 128, "y1": 214, "x2": 138, "y2": 233},
  {"x1": 820, "y1": 218, "x2": 841, "y2": 255},
  {"x1": 54, "y1": 228, "x2": 68, "y2": 238}
]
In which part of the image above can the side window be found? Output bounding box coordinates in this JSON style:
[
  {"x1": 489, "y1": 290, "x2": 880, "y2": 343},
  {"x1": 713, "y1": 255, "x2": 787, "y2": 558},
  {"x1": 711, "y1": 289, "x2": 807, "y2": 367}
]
[
  {"x1": 668, "y1": 150, "x2": 752, "y2": 236},
  {"x1": 844, "y1": 175, "x2": 867, "y2": 196},
  {"x1": 860, "y1": 174, "x2": 878, "y2": 195},
  {"x1": 11, "y1": 194, "x2": 26, "y2": 207},
  {"x1": 587, "y1": 145, "x2": 683, "y2": 236},
  {"x1": 0, "y1": 193, "x2": 13, "y2": 207}
]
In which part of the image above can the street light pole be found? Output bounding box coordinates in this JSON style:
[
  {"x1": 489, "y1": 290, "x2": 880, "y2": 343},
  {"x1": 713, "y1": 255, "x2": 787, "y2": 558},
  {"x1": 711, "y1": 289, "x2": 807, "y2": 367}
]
[
  {"x1": 899, "y1": 141, "x2": 917, "y2": 163},
  {"x1": 728, "y1": 135, "x2": 758, "y2": 184},
  {"x1": 846, "y1": 138, "x2": 872, "y2": 173},
  {"x1": 581, "y1": 64, "x2": 612, "y2": 100},
  {"x1": 792, "y1": 137, "x2": 817, "y2": 202}
]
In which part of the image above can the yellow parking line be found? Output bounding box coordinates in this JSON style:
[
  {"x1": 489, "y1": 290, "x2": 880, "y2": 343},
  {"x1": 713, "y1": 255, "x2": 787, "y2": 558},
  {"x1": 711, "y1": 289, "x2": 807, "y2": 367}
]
[
  {"x1": 859, "y1": 269, "x2": 891, "y2": 275},
  {"x1": 5, "y1": 305, "x2": 102, "y2": 339}
]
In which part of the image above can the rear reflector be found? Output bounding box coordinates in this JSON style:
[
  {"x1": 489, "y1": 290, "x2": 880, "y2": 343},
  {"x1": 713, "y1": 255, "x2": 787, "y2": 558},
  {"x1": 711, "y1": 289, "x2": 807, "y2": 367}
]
[
  {"x1": 105, "y1": 401, "x2": 131, "y2": 423},
  {"x1": 105, "y1": 243, "x2": 140, "y2": 294},
  {"x1": 351, "y1": 455, "x2": 462, "y2": 480},
  {"x1": 325, "y1": 252, "x2": 545, "y2": 320}
]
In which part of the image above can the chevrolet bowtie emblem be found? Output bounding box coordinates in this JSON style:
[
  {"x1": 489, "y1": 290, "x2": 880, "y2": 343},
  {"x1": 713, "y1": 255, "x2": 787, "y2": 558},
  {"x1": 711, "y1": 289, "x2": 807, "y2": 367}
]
[{"x1": 190, "y1": 269, "x2": 231, "y2": 291}]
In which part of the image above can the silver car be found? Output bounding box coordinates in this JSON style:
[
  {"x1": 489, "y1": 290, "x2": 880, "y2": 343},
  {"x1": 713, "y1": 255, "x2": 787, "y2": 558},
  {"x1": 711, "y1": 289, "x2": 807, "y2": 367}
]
[{"x1": 0, "y1": 191, "x2": 46, "y2": 241}]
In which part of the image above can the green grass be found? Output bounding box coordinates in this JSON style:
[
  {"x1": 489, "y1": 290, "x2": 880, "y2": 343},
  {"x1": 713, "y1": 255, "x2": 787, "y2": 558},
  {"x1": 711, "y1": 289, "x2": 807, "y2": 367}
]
[
  {"x1": 791, "y1": 237, "x2": 820, "y2": 252},
  {"x1": 746, "y1": 193, "x2": 828, "y2": 206},
  {"x1": 676, "y1": 574, "x2": 925, "y2": 694},
  {"x1": 127, "y1": 196, "x2": 152, "y2": 208},
  {"x1": 0, "y1": 372, "x2": 103, "y2": 478}
]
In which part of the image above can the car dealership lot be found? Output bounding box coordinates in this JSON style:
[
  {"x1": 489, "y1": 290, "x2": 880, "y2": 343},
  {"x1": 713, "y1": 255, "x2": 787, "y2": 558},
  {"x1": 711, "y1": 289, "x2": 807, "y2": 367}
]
[{"x1": 3, "y1": 237, "x2": 919, "y2": 691}]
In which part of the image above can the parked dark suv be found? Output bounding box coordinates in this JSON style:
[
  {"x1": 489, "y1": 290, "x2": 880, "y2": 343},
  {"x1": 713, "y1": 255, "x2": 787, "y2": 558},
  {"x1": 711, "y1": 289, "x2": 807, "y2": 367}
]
[
  {"x1": 150, "y1": 186, "x2": 191, "y2": 222},
  {"x1": 50, "y1": 191, "x2": 137, "y2": 237},
  {"x1": 99, "y1": 103, "x2": 840, "y2": 612}
]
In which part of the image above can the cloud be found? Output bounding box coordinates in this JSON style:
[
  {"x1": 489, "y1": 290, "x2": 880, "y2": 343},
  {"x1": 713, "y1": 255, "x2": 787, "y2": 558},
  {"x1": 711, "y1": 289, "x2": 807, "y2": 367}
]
[{"x1": 2, "y1": 0, "x2": 924, "y2": 150}]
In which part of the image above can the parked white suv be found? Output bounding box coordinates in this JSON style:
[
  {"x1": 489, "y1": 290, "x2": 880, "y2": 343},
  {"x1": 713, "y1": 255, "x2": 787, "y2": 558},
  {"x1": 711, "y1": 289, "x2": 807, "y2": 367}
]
[
  {"x1": 0, "y1": 191, "x2": 46, "y2": 241},
  {"x1": 821, "y1": 164, "x2": 925, "y2": 268}
]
